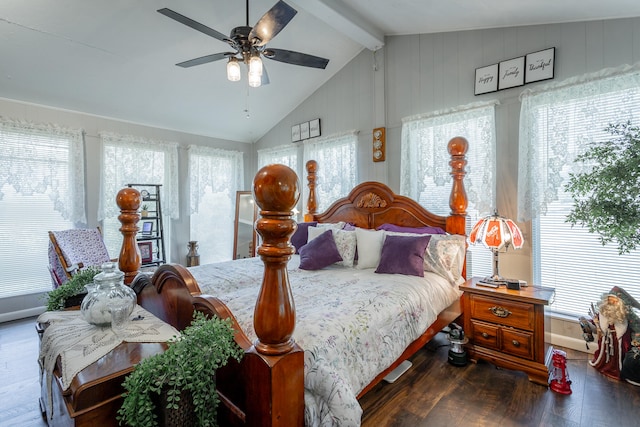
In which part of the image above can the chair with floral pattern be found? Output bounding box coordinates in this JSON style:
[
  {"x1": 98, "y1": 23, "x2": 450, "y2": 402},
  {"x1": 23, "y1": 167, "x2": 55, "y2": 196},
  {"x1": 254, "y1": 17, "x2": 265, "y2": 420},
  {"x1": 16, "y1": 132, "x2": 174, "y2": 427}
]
[{"x1": 48, "y1": 227, "x2": 112, "y2": 288}]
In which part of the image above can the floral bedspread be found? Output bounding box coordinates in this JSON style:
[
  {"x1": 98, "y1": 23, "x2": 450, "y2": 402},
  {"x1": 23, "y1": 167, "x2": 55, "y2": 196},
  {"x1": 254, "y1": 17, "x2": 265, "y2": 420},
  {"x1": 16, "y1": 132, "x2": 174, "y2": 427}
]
[{"x1": 188, "y1": 256, "x2": 461, "y2": 426}]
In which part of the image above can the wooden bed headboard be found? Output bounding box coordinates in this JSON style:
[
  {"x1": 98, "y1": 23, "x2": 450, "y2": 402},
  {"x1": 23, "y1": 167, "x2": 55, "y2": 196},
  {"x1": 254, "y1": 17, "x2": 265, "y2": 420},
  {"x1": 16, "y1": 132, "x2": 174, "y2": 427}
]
[{"x1": 305, "y1": 136, "x2": 468, "y2": 236}]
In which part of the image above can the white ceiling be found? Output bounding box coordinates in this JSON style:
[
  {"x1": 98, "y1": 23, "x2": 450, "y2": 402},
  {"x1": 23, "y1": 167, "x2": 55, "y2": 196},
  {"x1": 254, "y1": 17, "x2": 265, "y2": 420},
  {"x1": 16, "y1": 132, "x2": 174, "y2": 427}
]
[{"x1": 1, "y1": 0, "x2": 640, "y2": 143}]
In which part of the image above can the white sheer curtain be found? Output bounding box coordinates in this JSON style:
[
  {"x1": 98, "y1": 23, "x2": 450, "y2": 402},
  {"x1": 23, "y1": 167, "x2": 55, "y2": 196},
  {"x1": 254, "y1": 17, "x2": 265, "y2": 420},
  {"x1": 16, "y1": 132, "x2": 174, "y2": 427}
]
[
  {"x1": 257, "y1": 144, "x2": 298, "y2": 172},
  {"x1": 400, "y1": 100, "x2": 497, "y2": 217},
  {"x1": 303, "y1": 131, "x2": 358, "y2": 213},
  {"x1": 518, "y1": 63, "x2": 640, "y2": 315},
  {"x1": 188, "y1": 145, "x2": 243, "y2": 263},
  {"x1": 518, "y1": 62, "x2": 640, "y2": 222},
  {"x1": 400, "y1": 101, "x2": 497, "y2": 278},
  {"x1": 99, "y1": 132, "x2": 179, "y2": 258},
  {"x1": 0, "y1": 117, "x2": 86, "y2": 223},
  {"x1": 0, "y1": 117, "x2": 85, "y2": 297}
]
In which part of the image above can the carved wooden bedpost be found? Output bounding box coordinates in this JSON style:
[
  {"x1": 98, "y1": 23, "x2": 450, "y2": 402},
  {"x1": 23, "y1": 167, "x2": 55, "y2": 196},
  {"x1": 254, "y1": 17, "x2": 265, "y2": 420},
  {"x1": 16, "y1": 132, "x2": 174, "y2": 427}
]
[
  {"x1": 304, "y1": 159, "x2": 318, "y2": 222},
  {"x1": 116, "y1": 187, "x2": 141, "y2": 284},
  {"x1": 447, "y1": 136, "x2": 469, "y2": 278},
  {"x1": 247, "y1": 163, "x2": 304, "y2": 426}
]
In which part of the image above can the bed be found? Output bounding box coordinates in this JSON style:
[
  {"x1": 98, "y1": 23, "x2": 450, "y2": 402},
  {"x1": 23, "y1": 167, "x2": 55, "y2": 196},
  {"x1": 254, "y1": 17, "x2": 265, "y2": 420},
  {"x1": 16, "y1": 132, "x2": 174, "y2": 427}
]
[{"x1": 116, "y1": 136, "x2": 470, "y2": 427}]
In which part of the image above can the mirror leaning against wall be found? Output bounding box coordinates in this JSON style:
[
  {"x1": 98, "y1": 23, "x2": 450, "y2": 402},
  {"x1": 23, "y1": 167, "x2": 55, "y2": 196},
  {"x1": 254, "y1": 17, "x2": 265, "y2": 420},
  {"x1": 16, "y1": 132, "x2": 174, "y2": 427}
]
[{"x1": 233, "y1": 191, "x2": 258, "y2": 260}]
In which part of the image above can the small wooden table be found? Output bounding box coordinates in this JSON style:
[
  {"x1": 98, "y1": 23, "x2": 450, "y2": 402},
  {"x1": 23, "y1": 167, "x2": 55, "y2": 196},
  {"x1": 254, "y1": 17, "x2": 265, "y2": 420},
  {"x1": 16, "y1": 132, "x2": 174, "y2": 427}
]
[
  {"x1": 459, "y1": 278, "x2": 555, "y2": 385},
  {"x1": 37, "y1": 323, "x2": 168, "y2": 426}
]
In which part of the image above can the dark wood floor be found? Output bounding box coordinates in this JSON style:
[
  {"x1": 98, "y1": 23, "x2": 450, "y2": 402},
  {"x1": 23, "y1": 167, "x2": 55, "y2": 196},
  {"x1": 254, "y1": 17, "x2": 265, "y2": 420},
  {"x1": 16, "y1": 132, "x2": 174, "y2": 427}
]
[{"x1": 1, "y1": 316, "x2": 639, "y2": 427}]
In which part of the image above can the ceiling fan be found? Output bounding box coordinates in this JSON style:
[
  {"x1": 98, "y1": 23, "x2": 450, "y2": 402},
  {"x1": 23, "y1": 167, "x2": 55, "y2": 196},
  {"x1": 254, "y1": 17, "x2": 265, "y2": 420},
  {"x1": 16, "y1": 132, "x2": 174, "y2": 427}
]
[{"x1": 158, "y1": 0, "x2": 330, "y2": 87}]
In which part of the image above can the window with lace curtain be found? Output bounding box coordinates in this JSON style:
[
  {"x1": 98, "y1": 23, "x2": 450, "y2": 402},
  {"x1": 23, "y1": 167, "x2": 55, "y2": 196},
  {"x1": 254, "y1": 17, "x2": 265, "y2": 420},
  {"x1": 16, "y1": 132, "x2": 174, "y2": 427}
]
[
  {"x1": 400, "y1": 101, "x2": 498, "y2": 278},
  {"x1": 189, "y1": 146, "x2": 243, "y2": 264},
  {"x1": 0, "y1": 117, "x2": 85, "y2": 297},
  {"x1": 518, "y1": 64, "x2": 640, "y2": 316},
  {"x1": 99, "y1": 133, "x2": 179, "y2": 262},
  {"x1": 258, "y1": 144, "x2": 300, "y2": 216},
  {"x1": 303, "y1": 131, "x2": 358, "y2": 213}
]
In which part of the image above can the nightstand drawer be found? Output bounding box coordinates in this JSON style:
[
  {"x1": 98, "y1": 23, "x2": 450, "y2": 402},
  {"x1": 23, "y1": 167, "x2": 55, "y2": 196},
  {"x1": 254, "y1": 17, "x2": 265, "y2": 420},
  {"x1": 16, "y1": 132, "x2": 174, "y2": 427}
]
[
  {"x1": 470, "y1": 320, "x2": 499, "y2": 350},
  {"x1": 501, "y1": 328, "x2": 534, "y2": 360},
  {"x1": 469, "y1": 294, "x2": 535, "y2": 331}
]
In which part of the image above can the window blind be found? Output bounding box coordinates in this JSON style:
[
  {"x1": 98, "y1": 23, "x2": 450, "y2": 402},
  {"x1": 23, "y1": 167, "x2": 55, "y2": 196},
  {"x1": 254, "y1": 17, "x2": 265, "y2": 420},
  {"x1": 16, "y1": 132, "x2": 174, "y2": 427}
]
[
  {"x1": 521, "y1": 64, "x2": 640, "y2": 315},
  {"x1": 0, "y1": 119, "x2": 84, "y2": 298},
  {"x1": 400, "y1": 101, "x2": 498, "y2": 278}
]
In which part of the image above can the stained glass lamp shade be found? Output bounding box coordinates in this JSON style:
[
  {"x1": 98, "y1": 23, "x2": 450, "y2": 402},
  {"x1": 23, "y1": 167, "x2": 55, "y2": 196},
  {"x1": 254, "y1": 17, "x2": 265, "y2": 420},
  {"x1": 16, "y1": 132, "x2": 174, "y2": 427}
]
[{"x1": 469, "y1": 211, "x2": 524, "y2": 284}]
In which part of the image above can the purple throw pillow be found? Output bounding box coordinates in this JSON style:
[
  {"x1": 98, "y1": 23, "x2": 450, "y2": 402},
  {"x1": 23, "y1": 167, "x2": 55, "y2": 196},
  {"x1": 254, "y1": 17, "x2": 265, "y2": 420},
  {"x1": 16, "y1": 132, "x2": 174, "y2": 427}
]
[
  {"x1": 291, "y1": 221, "x2": 318, "y2": 253},
  {"x1": 376, "y1": 223, "x2": 446, "y2": 235},
  {"x1": 375, "y1": 234, "x2": 431, "y2": 277},
  {"x1": 299, "y1": 229, "x2": 343, "y2": 270}
]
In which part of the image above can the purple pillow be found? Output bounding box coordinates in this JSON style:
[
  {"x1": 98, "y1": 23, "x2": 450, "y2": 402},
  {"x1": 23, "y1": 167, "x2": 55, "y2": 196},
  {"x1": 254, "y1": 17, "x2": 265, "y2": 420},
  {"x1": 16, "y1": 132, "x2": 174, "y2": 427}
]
[
  {"x1": 375, "y1": 234, "x2": 431, "y2": 277},
  {"x1": 291, "y1": 221, "x2": 318, "y2": 253},
  {"x1": 376, "y1": 223, "x2": 446, "y2": 235},
  {"x1": 299, "y1": 229, "x2": 343, "y2": 270}
]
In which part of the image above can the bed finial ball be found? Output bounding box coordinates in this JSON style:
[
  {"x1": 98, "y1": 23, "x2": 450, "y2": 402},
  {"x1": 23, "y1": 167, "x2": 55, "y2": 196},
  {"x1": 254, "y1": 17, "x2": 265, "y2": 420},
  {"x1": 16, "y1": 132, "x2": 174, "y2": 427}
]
[
  {"x1": 253, "y1": 164, "x2": 300, "y2": 212},
  {"x1": 116, "y1": 187, "x2": 141, "y2": 211},
  {"x1": 448, "y1": 136, "x2": 469, "y2": 156}
]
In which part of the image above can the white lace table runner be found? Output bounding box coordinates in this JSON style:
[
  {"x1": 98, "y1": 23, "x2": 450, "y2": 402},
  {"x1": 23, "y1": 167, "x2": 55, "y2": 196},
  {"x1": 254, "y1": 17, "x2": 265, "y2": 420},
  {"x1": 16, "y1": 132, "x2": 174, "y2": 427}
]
[{"x1": 38, "y1": 305, "x2": 179, "y2": 419}]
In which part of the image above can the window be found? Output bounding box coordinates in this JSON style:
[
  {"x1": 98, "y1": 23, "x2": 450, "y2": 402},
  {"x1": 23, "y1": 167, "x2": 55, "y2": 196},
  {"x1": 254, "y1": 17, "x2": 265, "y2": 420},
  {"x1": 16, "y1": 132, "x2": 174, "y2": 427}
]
[
  {"x1": 303, "y1": 131, "x2": 358, "y2": 212},
  {"x1": 189, "y1": 146, "x2": 243, "y2": 264},
  {"x1": 400, "y1": 101, "x2": 498, "y2": 278},
  {"x1": 257, "y1": 144, "x2": 298, "y2": 172},
  {"x1": 519, "y1": 64, "x2": 640, "y2": 315},
  {"x1": 258, "y1": 144, "x2": 300, "y2": 216},
  {"x1": 99, "y1": 133, "x2": 179, "y2": 261},
  {"x1": 0, "y1": 117, "x2": 85, "y2": 297}
]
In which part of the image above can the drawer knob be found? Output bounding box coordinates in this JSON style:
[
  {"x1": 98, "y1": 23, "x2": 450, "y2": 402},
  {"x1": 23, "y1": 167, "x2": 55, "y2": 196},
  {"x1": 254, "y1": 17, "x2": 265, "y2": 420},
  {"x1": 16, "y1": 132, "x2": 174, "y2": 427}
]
[
  {"x1": 489, "y1": 306, "x2": 512, "y2": 318},
  {"x1": 482, "y1": 332, "x2": 489, "y2": 338},
  {"x1": 512, "y1": 340, "x2": 520, "y2": 347}
]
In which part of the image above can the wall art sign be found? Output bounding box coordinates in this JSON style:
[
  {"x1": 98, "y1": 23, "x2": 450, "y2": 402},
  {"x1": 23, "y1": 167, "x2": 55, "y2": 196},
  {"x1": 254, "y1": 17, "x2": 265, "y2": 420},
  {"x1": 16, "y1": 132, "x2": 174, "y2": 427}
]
[
  {"x1": 498, "y1": 56, "x2": 525, "y2": 90},
  {"x1": 474, "y1": 63, "x2": 498, "y2": 95},
  {"x1": 300, "y1": 121, "x2": 310, "y2": 140},
  {"x1": 309, "y1": 118, "x2": 321, "y2": 138},
  {"x1": 291, "y1": 124, "x2": 301, "y2": 142},
  {"x1": 525, "y1": 47, "x2": 555, "y2": 84}
]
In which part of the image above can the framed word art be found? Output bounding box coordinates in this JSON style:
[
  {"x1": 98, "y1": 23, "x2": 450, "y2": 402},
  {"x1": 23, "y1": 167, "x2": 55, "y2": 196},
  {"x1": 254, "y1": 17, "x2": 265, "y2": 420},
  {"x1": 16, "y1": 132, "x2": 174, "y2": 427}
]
[
  {"x1": 498, "y1": 56, "x2": 525, "y2": 90},
  {"x1": 475, "y1": 63, "x2": 498, "y2": 95},
  {"x1": 525, "y1": 47, "x2": 555, "y2": 84}
]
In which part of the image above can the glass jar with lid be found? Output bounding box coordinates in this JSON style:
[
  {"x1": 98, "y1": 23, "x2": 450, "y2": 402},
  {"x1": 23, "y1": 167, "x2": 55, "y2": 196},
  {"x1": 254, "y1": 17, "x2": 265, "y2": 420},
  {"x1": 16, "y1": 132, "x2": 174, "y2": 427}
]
[{"x1": 80, "y1": 262, "x2": 137, "y2": 326}]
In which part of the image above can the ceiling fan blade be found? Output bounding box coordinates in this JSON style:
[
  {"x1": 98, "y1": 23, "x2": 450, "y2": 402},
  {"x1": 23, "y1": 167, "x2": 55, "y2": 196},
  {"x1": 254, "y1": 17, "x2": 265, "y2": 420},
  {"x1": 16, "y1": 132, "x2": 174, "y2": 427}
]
[
  {"x1": 264, "y1": 49, "x2": 329, "y2": 69},
  {"x1": 261, "y1": 63, "x2": 270, "y2": 86},
  {"x1": 249, "y1": 1, "x2": 297, "y2": 47},
  {"x1": 176, "y1": 53, "x2": 230, "y2": 68},
  {"x1": 158, "y1": 8, "x2": 233, "y2": 46}
]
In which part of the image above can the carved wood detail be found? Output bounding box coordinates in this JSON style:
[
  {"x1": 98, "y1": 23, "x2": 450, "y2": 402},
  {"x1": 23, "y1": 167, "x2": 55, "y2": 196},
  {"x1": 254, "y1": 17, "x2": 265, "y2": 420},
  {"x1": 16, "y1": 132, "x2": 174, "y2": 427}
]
[{"x1": 356, "y1": 192, "x2": 388, "y2": 209}]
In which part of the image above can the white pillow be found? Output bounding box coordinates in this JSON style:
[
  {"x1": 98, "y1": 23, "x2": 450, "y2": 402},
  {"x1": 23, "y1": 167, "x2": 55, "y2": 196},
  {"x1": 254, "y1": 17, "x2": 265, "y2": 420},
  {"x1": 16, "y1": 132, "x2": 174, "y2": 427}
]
[
  {"x1": 355, "y1": 228, "x2": 385, "y2": 269},
  {"x1": 307, "y1": 226, "x2": 357, "y2": 267},
  {"x1": 423, "y1": 234, "x2": 466, "y2": 285}
]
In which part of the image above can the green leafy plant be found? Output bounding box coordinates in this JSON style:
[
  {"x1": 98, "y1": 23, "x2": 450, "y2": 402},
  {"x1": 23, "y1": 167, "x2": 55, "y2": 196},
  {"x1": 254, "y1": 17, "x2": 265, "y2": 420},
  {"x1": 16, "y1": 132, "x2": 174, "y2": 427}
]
[
  {"x1": 117, "y1": 311, "x2": 244, "y2": 427},
  {"x1": 141, "y1": 204, "x2": 149, "y2": 211},
  {"x1": 565, "y1": 121, "x2": 640, "y2": 254},
  {"x1": 45, "y1": 266, "x2": 101, "y2": 311}
]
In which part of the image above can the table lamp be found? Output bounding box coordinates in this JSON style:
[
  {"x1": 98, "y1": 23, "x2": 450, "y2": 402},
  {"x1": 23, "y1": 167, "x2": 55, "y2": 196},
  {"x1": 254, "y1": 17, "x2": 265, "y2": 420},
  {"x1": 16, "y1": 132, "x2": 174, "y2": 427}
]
[{"x1": 469, "y1": 211, "x2": 524, "y2": 285}]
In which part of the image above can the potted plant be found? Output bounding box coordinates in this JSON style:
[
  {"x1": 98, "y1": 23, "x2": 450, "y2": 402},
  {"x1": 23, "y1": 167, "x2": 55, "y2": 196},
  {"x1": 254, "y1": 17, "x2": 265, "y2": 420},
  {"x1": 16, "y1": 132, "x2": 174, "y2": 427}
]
[
  {"x1": 45, "y1": 266, "x2": 101, "y2": 311},
  {"x1": 117, "y1": 311, "x2": 243, "y2": 427},
  {"x1": 141, "y1": 204, "x2": 149, "y2": 217},
  {"x1": 565, "y1": 121, "x2": 640, "y2": 254}
]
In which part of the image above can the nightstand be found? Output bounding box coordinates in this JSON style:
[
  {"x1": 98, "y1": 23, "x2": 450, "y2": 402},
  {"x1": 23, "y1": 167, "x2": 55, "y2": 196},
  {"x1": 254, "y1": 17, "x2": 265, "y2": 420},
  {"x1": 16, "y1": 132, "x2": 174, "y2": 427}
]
[{"x1": 459, "y1": 277, "x2": 555, "y2": 385}]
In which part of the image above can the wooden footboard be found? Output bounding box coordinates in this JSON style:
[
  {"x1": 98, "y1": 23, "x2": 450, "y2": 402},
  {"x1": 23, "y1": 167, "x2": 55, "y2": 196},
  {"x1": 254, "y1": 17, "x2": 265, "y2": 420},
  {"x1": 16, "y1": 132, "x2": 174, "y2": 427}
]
[{"x1": 116, "y1": 137, "x2": 468, "y2": 427}]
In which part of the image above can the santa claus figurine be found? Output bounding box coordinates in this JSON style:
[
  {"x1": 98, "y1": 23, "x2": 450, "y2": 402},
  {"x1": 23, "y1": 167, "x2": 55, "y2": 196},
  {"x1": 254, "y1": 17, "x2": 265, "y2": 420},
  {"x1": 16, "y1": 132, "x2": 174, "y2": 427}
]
[{"x1": 589, "y1": 293, "x2": 633, "y2": 379}]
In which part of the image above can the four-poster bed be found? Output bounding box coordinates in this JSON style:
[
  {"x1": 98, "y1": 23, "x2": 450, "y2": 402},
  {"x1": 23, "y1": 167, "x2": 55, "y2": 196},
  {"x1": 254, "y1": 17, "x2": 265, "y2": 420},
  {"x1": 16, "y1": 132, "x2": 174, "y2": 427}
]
[{"x1": 116, "y1": 137, "x2": 469, "y2": 426}]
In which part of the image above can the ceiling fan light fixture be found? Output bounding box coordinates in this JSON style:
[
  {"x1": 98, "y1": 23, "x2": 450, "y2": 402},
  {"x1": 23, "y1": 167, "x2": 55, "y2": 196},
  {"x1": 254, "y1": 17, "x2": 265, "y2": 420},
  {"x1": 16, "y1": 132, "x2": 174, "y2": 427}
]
[
  {"x1": 248, "y1": 71, "x2": 262, "y2": 87},
  {"x1": 249, "y1": 54, "x2": 263, "y2": 76},
  {"x1": 227, "y1": 57, "x2": 241, "y2": 82}
]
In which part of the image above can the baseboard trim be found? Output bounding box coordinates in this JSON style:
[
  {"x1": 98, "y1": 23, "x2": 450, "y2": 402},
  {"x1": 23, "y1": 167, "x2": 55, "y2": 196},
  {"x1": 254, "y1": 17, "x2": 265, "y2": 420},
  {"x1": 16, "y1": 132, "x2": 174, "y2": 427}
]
[
  {"x1": 547, "y1": 331, "x2": 597, "y2": 354},
  {"x1": 0, "y1": 306, "x2": 46, "y2": 323}
]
